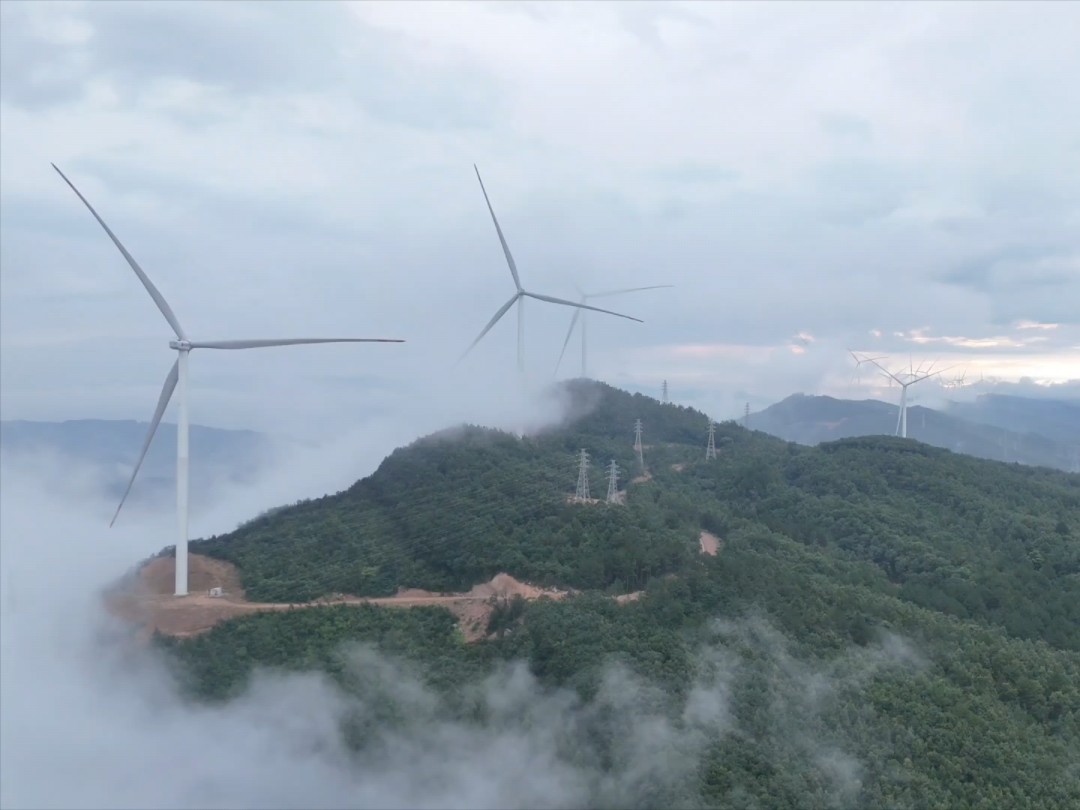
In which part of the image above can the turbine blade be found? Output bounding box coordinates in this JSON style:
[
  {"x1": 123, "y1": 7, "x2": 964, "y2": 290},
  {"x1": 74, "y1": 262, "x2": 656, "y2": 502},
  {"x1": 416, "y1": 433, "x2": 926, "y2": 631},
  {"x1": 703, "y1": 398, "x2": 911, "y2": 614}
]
[
  {"x1": 854, "y1": 352, "x2": 903, "y2": 385},
  {"x1": 474, "y1": 165, "x2": 522, "y2": 292},
  {"x1": 553, "y1": 308, "x2": 583, "y2": 377},
  {"x1": 190, "y1": 338, "x2": 404, "y2": 349},
  {"x1": 52, "y1": 164, "x2": 187, "y2": 340},
  {"x1": 523, "y1": 292, "x2": 643, "y2": 323},
  {"x1": 110, "y1": 359, "x2": 179, "y2": 527},
  {"x1": 457, "y1": 293, "x2": 520, "y2": 364},
  {"x1": 586, "y1": 284, "x2": 674, "y2": 299}
]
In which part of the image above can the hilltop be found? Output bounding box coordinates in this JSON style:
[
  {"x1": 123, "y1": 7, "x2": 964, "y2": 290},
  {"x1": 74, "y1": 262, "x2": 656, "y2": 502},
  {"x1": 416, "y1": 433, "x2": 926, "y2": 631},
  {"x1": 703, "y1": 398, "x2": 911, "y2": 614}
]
[
  {"x1": 748, "y1": 393, "x2": 1079, "y2": 472},
  {"x1": 125, "y1": 380, "x2": 1079, "y2": 808}
]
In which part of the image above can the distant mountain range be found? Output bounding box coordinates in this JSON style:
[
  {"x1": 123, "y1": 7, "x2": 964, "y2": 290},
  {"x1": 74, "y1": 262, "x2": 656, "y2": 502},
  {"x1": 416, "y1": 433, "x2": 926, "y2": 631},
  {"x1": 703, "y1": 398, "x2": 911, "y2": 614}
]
[
  {"x1": 0, "y1": 419, "x2": 279, "y2": 509},
  {"x1": 746, "y1": 393, "x2": 1080, "y2": 472}
]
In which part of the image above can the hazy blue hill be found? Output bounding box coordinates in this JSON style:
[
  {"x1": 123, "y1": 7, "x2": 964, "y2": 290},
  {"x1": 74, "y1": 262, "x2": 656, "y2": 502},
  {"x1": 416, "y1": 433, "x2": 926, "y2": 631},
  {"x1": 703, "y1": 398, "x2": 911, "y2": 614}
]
[
  {"x1": 748, "y1": 393, "x2": 1077, "y2": 472},
  {"x1": 946, "y1": 393, "x2": 1080, "y2": 445},
  {"x1": 0, "y1": 419, "x2": 277, "y2": 506}
]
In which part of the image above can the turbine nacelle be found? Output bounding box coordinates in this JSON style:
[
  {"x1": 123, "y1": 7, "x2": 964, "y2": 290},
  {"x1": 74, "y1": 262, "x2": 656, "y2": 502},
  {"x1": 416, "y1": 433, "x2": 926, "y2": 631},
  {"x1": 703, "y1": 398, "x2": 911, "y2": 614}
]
[
  {"x1": 461, "y1": 166, "x2": 644, "y2": 372},
  {"x1": 848, "y1": 349, "x2": 955, "y2": 439},
  {"x1": 55, "y1": 163, "x2": 404, "y2": 597},
  {"x1": 554, "y1": 284, "x2": 674, "y2": 377}
]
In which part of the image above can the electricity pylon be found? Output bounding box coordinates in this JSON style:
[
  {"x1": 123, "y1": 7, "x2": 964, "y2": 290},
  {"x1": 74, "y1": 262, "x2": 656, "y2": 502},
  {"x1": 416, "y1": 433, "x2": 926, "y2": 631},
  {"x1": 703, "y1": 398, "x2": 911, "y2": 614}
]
[
  {"x1": 661, "y1": 380, "x2": 669, "y2": 404},
  {"x1": 633, "y1": 418, "x2": 644, "y2": 471},
  {"x1": 606, "y1": 460, "x2": 620, "y2": 503},
  {"x1": 706, "y1": 421, "x2": 717, "y2": 460},
  {"x1": 574, "y1": 449, "x2": 591, "y2": 501},
  {"x1": 743, "y1": 402, "x2": 750, "y2": 428}
]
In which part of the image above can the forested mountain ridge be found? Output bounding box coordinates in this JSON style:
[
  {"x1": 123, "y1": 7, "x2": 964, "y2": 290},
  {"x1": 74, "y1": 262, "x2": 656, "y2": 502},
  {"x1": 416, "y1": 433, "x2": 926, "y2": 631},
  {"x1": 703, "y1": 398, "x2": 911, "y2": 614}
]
[
  {"x1": 194, "y1": 380, "x2": 712, "y2": 601},
  {"x1": 158, "y1": 379, "x2": 1080, "y2": 808},
  {"x1": 193, "y1": 379, "x2": 1079, "y2": 652}
]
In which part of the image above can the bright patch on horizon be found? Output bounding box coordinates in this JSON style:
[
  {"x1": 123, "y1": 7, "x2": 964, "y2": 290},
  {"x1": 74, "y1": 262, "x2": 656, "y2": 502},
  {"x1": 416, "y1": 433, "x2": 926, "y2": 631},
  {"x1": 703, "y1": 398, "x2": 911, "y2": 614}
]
[{"x1": 1015, "y1": 320, "x2": 1060, "y2": 331}]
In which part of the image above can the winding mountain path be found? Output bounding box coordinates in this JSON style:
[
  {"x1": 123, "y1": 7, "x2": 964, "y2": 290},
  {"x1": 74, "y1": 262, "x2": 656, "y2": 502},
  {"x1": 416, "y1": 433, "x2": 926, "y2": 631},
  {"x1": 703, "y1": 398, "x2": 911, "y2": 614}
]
[{"x1": 106, "y1": 554, "x2": 573, "y2": 641}]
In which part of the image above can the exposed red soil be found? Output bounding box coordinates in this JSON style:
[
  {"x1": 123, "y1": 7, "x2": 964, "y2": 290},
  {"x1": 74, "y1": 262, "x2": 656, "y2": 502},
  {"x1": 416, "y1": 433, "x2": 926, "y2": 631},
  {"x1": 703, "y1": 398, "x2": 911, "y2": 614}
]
[
  {"x1": 564, "y1": 494, "x2": 605, "y2": 505},
  {"x1": 630, "y1": 472, "x2": 652, "y2": 484},
  {"x1": 699, "y1": 531, "x2": 722, "y2": 556},
  {"x1": 671, "y1": 463, "x2": 687, "y2": 472},
  {"x1": 107, "y1": 554, "x2": 645, "y2": 643}
]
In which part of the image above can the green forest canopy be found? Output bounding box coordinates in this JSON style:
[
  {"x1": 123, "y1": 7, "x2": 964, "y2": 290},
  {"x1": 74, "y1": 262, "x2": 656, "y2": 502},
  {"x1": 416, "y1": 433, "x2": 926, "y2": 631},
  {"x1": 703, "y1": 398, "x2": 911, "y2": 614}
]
[{"x1": 159, "y1": 380, "x2": 1079, "y2": 808}]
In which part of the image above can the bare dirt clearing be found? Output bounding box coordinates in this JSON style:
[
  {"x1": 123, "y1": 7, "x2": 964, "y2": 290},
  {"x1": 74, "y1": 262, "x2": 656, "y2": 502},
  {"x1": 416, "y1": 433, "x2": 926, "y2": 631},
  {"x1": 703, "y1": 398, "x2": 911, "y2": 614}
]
[
  {"x1": 106, "y1": 554, "x2": 598, "y2": 642},
  {"x1": 699, "y1": 531, "x2": 722, "y2": 556}
]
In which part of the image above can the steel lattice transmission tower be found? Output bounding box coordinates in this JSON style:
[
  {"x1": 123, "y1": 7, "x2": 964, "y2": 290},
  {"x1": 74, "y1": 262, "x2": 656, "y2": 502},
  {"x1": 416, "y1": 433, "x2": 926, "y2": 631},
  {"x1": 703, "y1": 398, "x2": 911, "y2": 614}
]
[
  {"x1": 744, "y1": 402, "x2": 750, "y2": 428},
  {"x1": 633, "y1": 418, "x2": 644, "y2": 471},
  {"x1": 574, "y1": 449, "x2": 591, "y2": 501},
  {"x1": 606, "y1": 460, "x2": 620, "y2": 503},
  {"x1": 661, "y1": 380, "x2": 669, "y2": 404},
  {"x1": 706, "y1": 421, "x2": 717, "y2": 460}
]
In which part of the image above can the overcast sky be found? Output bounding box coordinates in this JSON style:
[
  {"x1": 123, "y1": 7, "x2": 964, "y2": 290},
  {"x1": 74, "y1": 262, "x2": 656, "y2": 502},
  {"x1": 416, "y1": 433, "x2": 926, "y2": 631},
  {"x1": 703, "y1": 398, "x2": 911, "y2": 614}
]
[{"x1": 2, "y1": 0, "x2": 1078, "y2": 438}]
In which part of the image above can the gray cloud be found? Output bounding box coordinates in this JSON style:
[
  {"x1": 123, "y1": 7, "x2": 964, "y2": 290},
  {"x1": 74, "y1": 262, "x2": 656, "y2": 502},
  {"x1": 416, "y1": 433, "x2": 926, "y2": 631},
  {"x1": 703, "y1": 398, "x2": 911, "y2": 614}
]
[{"x1": 2, "y1": 1, "x2": 1079, "y2": 432}]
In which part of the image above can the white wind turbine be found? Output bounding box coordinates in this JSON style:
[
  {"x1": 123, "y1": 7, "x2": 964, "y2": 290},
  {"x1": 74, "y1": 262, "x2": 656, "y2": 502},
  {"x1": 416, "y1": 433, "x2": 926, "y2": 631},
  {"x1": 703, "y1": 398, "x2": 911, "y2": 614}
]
[
  {"x1": 459, "y1": 166, "x2": 643, "y2": 373},
  {"x1": 850, "y1": 350, "x2": 952, "y2": 439},
  {"x1": 54, "y1": 164, "x2": 404, "y2": 597},
  {"x1": 554, "y1": 284, "x2": 674, "y2": 378}
]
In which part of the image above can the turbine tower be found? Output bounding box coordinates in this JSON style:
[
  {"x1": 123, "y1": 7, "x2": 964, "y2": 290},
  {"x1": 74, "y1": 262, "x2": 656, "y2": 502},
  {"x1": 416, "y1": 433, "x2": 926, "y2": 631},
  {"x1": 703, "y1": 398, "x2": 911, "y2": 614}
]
[
  {"x1": 850, "y1": 350, "x2": 952, "y2": 439},
  {"x1": 54, "y1": 164, "x2": 404, "y2": 597},
  {"x1": 554, "y1": 284, "x2": 673, "y2": 378},
  {"x1": 459, "y1": 166, "x2": 643, "y2": 373}
]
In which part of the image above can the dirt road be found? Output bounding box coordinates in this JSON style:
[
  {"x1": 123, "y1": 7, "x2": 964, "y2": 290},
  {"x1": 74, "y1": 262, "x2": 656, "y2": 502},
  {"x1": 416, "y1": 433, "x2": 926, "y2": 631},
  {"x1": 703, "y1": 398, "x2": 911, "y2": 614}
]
[{"x1": 106, "y1": 555, "x2": 572, "y2": 641}]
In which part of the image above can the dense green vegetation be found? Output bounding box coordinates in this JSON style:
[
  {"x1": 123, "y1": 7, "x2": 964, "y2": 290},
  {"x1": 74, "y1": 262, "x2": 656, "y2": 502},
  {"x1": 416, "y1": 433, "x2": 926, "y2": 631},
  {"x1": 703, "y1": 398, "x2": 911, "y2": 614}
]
[
  {"x1": 162, "y1": 380, "x2": 1080, "y2": 808},
  {"x1": 195, "y1": 382, "x2": 709, "y2": 601}
]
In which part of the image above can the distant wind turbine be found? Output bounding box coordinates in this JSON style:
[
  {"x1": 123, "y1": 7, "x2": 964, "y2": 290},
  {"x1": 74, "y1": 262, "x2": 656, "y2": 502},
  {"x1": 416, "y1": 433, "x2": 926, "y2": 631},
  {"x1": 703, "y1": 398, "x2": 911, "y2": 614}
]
[
  {"x1": 554, "y1": 284, "x2": 674, "y2": 378},
  {"x1": 849, "y1": 350, "x2": 952, "y2": 439},
  {"x1": 459, "y1": 166, "x2": 643, "y2": 373},
  {"x1": 54, "y1": 164, "x2": 404, "y2": 597}
]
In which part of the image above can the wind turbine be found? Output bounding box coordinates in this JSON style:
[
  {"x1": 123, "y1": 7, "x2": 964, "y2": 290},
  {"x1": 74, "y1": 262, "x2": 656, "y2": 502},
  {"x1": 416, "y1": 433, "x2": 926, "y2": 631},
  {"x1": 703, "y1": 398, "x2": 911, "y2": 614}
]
[
  {"x1": 850, "y1": 350, "x2": 952, "y2": 439},
  {"x1": 53, "y1": 164, "x2": 404, "y2": 597},
  {"x1": 554, "y1": 284, "x2": 674, "y2": 378},
  {"x1": 459, "y1": 166, "x2": 643, "y2": 373}
]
